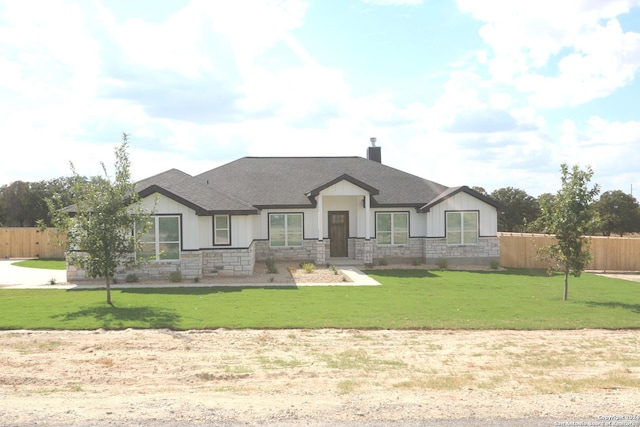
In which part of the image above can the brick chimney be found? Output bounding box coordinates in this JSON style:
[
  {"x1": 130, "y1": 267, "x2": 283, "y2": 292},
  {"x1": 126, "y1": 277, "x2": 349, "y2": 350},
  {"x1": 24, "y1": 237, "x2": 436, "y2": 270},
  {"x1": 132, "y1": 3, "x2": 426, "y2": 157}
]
[{"x1": 367, "y1": 137, "x2": 381, "y2": 163}]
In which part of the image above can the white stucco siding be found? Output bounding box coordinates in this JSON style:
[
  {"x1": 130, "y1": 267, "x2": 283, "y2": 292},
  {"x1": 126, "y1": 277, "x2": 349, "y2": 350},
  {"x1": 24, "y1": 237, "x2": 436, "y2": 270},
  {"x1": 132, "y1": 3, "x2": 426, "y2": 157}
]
[
  {"x1": 141, "y1": 193, "x2": 201, "y2": 249},
  {"x1": 198, "y1": 216, "x2": 212, "y2": 247},
  {"x1": 197, "y1": 215, "x2": 254, "y2": 248},
  {"x1": 231, "y1": 215, "x2": 253, "y2": 247},
  {"x1": 426, "y1": 192, "x2": 498, "y2": 237},
  {"x1": 319, "y1": 181, "x2": 369, "y2": 196}
]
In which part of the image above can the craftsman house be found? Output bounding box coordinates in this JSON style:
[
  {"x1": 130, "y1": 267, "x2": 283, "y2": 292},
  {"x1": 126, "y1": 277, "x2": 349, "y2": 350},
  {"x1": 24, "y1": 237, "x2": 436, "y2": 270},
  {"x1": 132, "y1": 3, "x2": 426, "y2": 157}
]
[{"x1": 70, "y1": 145, "x2": 502, "y2": 281}]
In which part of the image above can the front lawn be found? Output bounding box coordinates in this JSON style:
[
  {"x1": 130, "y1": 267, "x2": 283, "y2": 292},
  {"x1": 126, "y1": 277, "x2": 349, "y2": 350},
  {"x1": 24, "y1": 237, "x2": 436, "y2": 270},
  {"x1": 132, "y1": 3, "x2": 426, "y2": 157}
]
[
  {"x1": 12, "y1": 258, "x2": 66, "y2": 270},
  {"x1": 0, "y1": 269, "x2": 639, "y2": 330}
]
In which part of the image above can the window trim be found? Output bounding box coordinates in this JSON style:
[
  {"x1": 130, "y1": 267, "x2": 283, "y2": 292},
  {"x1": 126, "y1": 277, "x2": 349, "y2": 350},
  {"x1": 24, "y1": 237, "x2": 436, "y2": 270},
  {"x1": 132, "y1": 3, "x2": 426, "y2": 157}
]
[
  {"x1": 375, "y1": 211, "x2": 409, "y2": 246},
  {"x1": 268, "y1": 212, "x2": 304, "y2": 247},
  {"x1": 138, "y1": 214, "x2": 182, "y2": 261},
  {"x1": 213, "y1": 214, "x2": 231, "y2": 246},
  {"x1": 446, "y1": 210, "x2": 479, "y2": 246}
]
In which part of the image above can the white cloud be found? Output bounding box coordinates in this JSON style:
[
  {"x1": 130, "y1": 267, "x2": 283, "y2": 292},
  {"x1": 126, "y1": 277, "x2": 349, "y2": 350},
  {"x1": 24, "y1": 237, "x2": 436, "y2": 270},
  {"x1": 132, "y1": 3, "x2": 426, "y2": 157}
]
[
  {"x1": 457, "y1": 0, "x2": 640, "y2": 108},
  {"x1": 361, "y1": 0, "x2": 423, "y2": 5}
]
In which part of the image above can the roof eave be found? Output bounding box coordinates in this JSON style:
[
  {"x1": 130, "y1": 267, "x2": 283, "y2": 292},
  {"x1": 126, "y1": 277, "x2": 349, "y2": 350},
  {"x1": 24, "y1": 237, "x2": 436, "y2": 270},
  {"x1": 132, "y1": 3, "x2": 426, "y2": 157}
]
[{"x1": 139, "y1": 185, "x2": 209, "y2": 216}]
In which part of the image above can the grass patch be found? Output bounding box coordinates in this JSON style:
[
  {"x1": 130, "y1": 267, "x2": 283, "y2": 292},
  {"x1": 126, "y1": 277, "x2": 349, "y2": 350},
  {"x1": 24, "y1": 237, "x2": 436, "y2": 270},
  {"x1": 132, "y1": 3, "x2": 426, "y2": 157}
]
[
  {"x1": 394, "y1": 373, "x2": 475, "y2": 390},
  {"x1": 534, "y1": 369, "x2": 640, "y2": 393},
  {"x1": 321, "y1": 349, "x2": 407, "y2": 371},
  {"x1": 337, "y1": 379, "x2": 361, "y2": 395},
  {"x1": 12, "y1": 259, "x2": 66, "y2": 270},
  {"x1": 258, "y1": 356, "x2": 306, "y2": 369},
  {"x1": 1, "y1": 269, "x2": 640, "y2": 329}
]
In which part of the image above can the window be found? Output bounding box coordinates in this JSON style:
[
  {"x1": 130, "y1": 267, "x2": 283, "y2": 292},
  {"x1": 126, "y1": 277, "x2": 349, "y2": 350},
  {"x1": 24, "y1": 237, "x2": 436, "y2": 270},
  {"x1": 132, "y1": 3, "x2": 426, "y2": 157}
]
[
  {"x1": 269, "y1": 213, "x2": 303, "y2": 247},
  {"x1": 447, "y1": 211, "x2": 478, "y2": 245},
  {"x1": 214, "y1": 215, "x2": 230, "y2": 245},
  {"x1": 139, "y1": 216, "x2": 180, "y2": 260},
  {"x1": 376, "y1": 212, "x2": 408, "y2": 245}
]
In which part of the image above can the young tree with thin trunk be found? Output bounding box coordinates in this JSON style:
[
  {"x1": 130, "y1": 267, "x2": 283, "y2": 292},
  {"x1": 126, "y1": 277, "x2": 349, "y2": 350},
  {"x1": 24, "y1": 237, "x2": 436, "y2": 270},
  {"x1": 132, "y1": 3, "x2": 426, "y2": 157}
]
[
  {"x1": 49, "y1": 134, "x2": 152, "y2": 305},
  {"x1": 537, "y1": 164, "x2": 600, "y2": 301}
]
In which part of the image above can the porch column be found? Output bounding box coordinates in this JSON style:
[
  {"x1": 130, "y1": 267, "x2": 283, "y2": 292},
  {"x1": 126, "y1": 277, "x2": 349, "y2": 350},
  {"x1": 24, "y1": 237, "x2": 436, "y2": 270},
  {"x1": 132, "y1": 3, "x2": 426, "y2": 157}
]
[
  {"x1": 364, "y1": 194, "x2": 373, "y2": 264},
  {"x1": 317, "y1": 194, "x2": 323, "y2": 241},
  {"x1": 316, "y1": 195, "x2": 325, "y2": 265},
  {"x1": 364, "y1": 194, "x2": 371, "y2": 240}
]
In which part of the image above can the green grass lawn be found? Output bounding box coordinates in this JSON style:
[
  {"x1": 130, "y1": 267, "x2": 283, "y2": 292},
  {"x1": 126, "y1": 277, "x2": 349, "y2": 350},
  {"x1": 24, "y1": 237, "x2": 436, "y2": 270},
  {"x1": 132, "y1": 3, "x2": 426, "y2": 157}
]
[
  {"x1": 0, "y1": 269, "x2": 639, "y2": 330},
  {"x1": 11, "y1": 259, "x2": 66, "y2": 270}
]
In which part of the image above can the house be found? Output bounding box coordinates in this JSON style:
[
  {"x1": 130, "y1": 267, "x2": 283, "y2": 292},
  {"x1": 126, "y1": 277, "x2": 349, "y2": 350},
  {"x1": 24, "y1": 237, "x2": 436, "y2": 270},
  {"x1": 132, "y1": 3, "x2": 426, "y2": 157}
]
[{"x1": 68, "y1": 144, "x2": 502, "y2": 281}]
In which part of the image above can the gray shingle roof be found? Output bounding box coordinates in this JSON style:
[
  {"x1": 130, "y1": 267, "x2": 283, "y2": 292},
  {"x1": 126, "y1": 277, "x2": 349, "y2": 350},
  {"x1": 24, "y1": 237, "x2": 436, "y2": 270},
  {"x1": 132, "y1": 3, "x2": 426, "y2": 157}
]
[
  {"x1": 136, "y1": 157, "x2": 461, "y2": 214},
  {"x1": 136, "y1": 168, "x2": 257, "y2": 214}
]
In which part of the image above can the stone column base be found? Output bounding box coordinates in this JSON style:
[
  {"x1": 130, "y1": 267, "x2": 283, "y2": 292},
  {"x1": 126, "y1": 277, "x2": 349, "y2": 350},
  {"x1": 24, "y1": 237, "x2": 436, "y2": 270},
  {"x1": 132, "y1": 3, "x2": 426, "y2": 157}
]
[
  {"x1": 364, "y1": 239, "x2": 373, "y2": 264},
  {"x1": 316, "y1": 240, "x2": 326, "y2": 265}
]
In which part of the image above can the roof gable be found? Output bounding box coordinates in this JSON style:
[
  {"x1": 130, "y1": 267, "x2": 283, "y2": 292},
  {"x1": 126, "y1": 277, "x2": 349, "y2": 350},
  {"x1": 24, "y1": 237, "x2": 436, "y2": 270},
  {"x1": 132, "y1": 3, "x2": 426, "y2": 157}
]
[
  {"x1": 306, "y1": 174, "x2": 379, "y2": 197},
  {"x1": 418, "y1": 186, "x2": 504, "y2": 212}
]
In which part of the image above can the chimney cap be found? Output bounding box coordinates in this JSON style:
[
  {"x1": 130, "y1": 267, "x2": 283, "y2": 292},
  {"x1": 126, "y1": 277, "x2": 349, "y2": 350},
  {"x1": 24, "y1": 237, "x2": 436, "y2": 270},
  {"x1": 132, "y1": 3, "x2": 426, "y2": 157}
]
[{"x1": 370, "y1": 137, "x2": 376, "y2": 147}]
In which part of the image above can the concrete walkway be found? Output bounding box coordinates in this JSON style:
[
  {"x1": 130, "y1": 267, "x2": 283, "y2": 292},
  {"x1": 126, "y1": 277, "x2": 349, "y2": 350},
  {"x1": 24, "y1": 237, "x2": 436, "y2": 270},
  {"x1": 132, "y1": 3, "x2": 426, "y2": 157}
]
[
  {"x1": 0, "y1": 259, "x2": 379, "y2": 289},
  {"x1": 0, "y1": 259, "x2": 67, "y2": 287}
]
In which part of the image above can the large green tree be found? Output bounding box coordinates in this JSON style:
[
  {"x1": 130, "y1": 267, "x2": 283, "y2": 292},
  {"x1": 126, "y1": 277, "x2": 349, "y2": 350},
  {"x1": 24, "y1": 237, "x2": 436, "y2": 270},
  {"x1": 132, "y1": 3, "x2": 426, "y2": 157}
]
[
  {"x1": 490, "y1": 187, "x2": 540, "y2": 232},
  {"x1": 594, "y1": 190, "x2": 640, "y2": 236},
  {"x1": 0, "y1": 177, "x2": 81, "y2": 227},
  {"x1": 538, "y1": 164, "x2": 600, "y2": 301},
  {"x1": 49, "y1": 134, "x2": 152, "y2": 305}
]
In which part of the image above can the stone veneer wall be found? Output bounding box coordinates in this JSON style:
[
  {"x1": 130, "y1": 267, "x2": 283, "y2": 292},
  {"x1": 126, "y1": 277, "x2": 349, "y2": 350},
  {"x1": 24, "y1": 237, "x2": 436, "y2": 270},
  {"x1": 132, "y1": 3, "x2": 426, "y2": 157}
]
[
  {"x1": 370, "y1": 237, "x2": 424, "y2": 263},
  {"x1": 424, "y1": 236, "x2": 500, "y2": 266},
  {"x1": 115, "y1": 252, "x2": 202, "y2": 280},
  {"x1": 67, "y1": 245, "x2": 257, "y2": 281},
  {"x1": 202, "y1": 244, "x2": 255, "y2": 276},
  {"x1": 66, "y1": 236, "x2": 501, "y2": 280},
  {"x1": 254, "y1": 239, "x2": 317, "y2": 262}
]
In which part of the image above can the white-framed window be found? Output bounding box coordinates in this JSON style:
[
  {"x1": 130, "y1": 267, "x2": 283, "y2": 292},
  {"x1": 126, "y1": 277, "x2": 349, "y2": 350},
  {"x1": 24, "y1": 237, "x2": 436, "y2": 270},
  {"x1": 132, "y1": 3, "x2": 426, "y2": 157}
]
[
  {"x1": 139, "y1": 215, "x2": 181, "y2": 260},
  {"x1": 214, "y1": 215, "x2": 230, "y2": 245},
  {"x1": 446, "y1": 211, "x2": 478, "y2": 245},
  {"x1": 269, "y1": 213, "x2": 303, "y2": 247},
  {"x1": 376, "y1": 212, "x2": 408, "y2": 245}
]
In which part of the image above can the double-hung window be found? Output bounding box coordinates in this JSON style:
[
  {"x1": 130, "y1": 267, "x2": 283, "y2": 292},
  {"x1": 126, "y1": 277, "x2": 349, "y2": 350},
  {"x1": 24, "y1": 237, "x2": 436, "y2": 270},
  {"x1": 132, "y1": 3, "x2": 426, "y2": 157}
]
[
  {"x1": 139, "y1": 215, "x2": 181, "y2": 260},
  {"x1": 214, "y1": 215, "x2": 230, "y2": 245},
  {"x1": 446, "y1": 211, "x2": 478, "y2": 245},
  {"x1": 376, "y1": 212, "x2": 408, "y2": 245},
  {"x1": 269, "y1": 213, "x2": 303, "y2": 247}
]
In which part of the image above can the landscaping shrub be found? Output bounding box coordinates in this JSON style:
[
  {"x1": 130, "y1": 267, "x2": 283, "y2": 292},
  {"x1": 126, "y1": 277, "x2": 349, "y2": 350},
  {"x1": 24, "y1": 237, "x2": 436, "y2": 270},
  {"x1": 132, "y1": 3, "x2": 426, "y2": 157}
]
[
  {"x1": 266, "y1": 257, "x2": 278, "y2": 274},
  {"x1": 125, "y1": 273, "x2": 139, "y2": 283},
  {"x1": 301, "y1": 262, "x2": 316, "y2": 273}
]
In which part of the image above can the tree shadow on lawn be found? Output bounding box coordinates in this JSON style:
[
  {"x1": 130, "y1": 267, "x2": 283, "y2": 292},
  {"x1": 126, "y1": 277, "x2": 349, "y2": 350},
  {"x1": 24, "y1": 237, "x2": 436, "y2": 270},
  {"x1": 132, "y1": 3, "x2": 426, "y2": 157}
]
[
  {"x1": 52, "y1": 305, "x2": 181, "y2": 329},
  {"x1": 365, "y1": 268, "x2": 557, "y2": 279},
  {"x1": 117, "y1": 285, "x2": 299, "y2": 295},
  {"x1": 585, "y1": 301, "x2": 640, "y2": 314},
  {"x1": 365, "y1": 269, "x2": 440, "y2": 279},
  {"x1": 462, "y1": 268, "x2": 561, "y2": 277}
]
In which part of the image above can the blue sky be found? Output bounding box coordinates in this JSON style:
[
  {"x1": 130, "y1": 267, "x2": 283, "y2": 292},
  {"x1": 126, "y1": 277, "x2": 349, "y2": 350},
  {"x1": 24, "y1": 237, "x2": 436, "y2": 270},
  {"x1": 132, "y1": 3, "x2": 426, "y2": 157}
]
[{"x1": 1, "y1": 0, "x2": 639, "y2": 197}]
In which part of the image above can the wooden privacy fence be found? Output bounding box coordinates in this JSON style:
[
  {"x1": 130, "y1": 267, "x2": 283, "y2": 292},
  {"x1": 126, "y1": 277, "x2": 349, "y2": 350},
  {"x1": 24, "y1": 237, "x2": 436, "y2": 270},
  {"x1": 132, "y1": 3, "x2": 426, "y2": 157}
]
[
  {"x1": 0, "y1": 228, "x2": 65, "y2": 259},
  {"x1": 499, "y1": 232, "x2": 640, "y2": 272}
]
